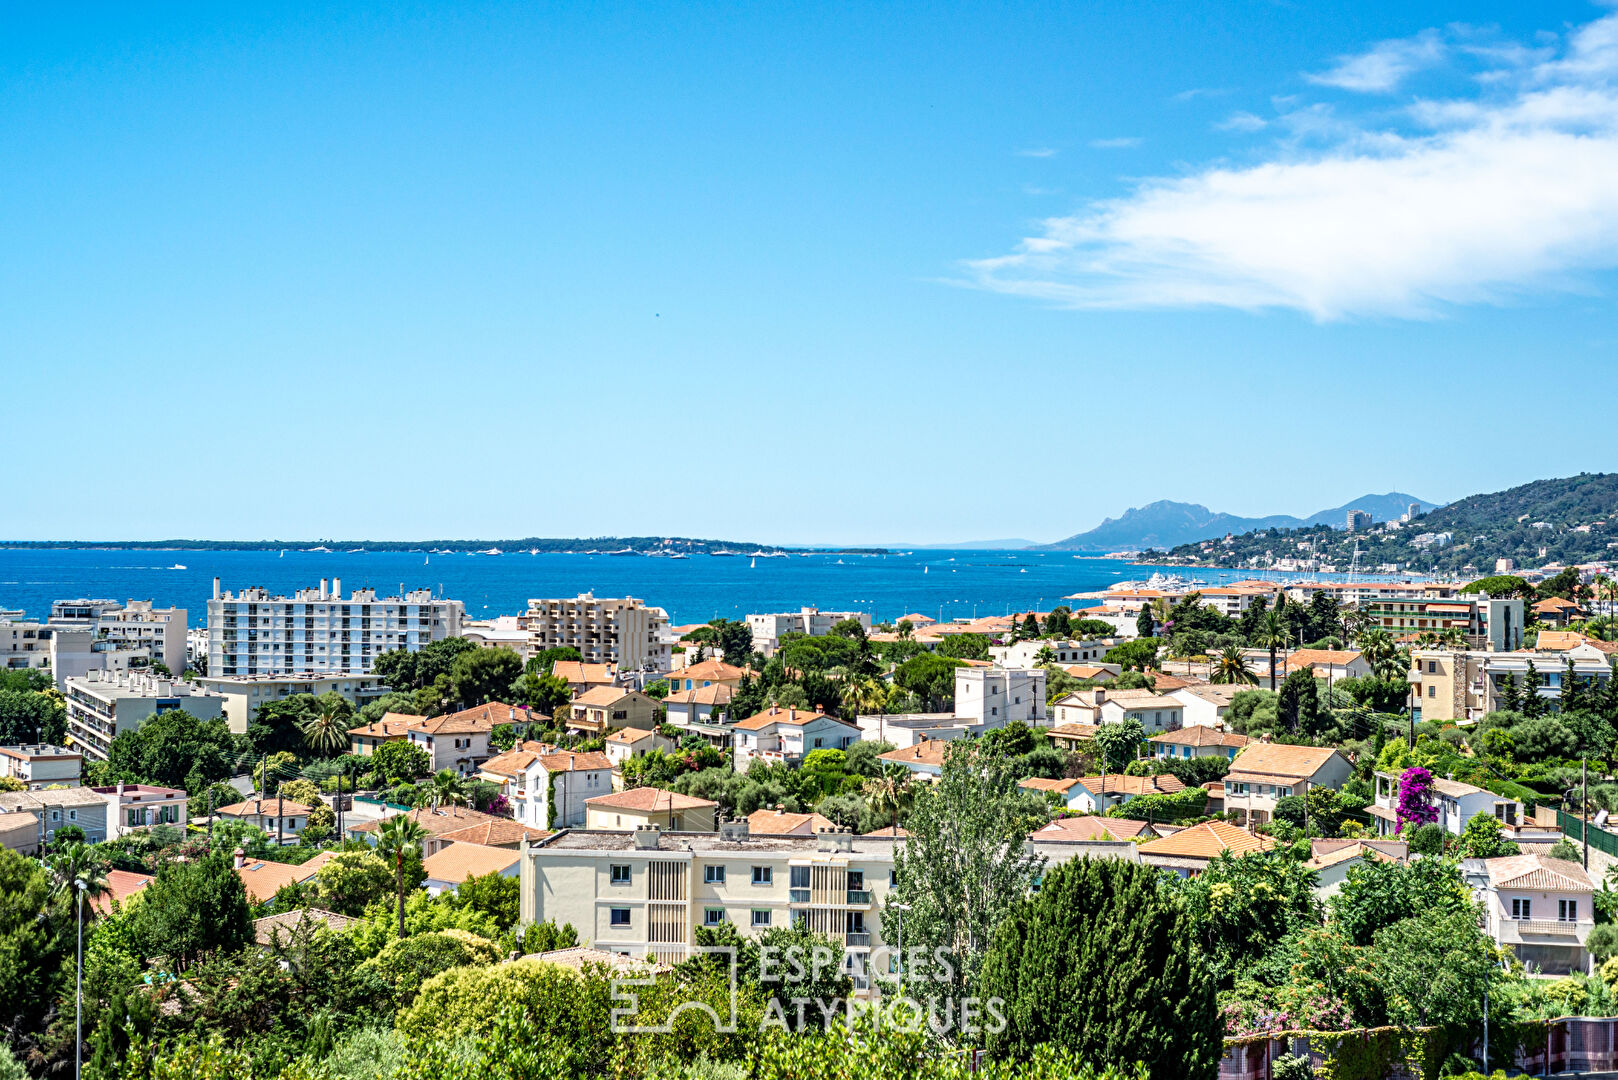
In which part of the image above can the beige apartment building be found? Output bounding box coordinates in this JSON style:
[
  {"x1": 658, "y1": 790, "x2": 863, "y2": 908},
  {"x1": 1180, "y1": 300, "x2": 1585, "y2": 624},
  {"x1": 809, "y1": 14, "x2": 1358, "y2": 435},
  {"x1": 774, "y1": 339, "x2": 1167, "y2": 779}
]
[
  {"x1": 520, "y1": 823, "x2": 895, "y2": 986},
  {"x1": 51, "y1": 599, "x2": 189, "y2": 675},
  {"x1": 64, "y1": 670, "x2": 228, "y2": 762},
  {"x1": 1408, "y1": 646, "x2": 1615, "y2": 722},
  {"x1": 521, "y1": 593, "x2": 671, "y2": 673}
]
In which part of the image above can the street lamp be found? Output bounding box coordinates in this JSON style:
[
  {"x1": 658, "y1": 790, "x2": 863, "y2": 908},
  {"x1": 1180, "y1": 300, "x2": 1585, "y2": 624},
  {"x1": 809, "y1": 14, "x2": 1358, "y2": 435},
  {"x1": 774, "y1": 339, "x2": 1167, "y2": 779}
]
[
  {"x1": 889, "y1": 902, "x2": 912, "y2": 997},
  {"x1": 75, "y1": 877, "x2": 86, "y2": 1080}
]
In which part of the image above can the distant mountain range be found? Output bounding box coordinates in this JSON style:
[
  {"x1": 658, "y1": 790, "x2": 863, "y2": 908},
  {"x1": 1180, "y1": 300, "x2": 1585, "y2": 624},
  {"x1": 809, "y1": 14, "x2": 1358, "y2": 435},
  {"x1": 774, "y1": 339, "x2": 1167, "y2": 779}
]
[{"x1": 1035, "y1": 492, "x2": 1436, "y2": 552}]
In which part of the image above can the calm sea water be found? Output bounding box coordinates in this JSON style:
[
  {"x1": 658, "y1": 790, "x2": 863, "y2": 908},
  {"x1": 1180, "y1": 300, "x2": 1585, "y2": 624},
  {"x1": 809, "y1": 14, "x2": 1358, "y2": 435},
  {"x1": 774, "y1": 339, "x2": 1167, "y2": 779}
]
[{"x1": 0, "y1": 548, "x2": 1313, "y2": 627}]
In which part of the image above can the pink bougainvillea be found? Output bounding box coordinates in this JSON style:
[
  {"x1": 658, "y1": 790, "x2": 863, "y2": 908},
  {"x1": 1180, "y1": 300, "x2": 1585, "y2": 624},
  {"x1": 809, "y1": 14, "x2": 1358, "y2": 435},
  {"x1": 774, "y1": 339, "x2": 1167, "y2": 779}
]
[{"x1": 1395, "y1": 766, "x2": 1437, "y2": 834}]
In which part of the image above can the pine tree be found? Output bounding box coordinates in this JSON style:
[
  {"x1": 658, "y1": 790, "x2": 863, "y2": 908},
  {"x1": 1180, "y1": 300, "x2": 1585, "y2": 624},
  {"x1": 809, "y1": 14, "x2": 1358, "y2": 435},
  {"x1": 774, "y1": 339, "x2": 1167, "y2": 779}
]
[
  {"x1": 979, "y1": 857, "x2": 1220, "y2": 1078},
  {"x1": 1136, "y1": 607, "x2": 1156, "y2": 639},
  {"x1": 1499, "y1": 671, "x2": 1520, "y2": 713},
  {"x1": 1564, "y1": 657, "x2": 1587, "y2": 713},
  {"x1": 1522, "y1": 662, "x2": 1545, "y2": 718},
  {"x1": 1021, "y1": 613, "x2": 1041, "y2": 639}
]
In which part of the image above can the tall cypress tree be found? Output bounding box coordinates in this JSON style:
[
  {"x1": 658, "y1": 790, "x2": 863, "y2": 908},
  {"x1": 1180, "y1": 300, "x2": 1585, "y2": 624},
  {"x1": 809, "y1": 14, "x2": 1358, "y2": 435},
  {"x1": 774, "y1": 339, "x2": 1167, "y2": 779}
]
[
  {"x1": 1499, "y1": 671, "x2": 1520, "y2": 713},
  {"x1": 1522, "y1": 662, "x2": 1545, "y2": 718},
  {"x1": 979, "y1": 857, "x2": 1220, "y2": 1079}
]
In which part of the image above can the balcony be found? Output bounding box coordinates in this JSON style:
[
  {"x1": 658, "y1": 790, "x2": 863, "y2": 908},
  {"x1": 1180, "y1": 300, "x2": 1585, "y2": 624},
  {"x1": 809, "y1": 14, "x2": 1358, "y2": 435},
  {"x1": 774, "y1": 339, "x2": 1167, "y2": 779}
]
[
  {"x1": 1499, "y1": 917, "x2": 1589, "y2": 944},
  {"x1": 845, "y1": 933, "x2": 871, "y2": 947},
  {"x1": 789, "y1": 889, "x2": 810, "y2": 903},
  {"x1": 846, "y1": 890, "x2": 871, "y2": 905}
]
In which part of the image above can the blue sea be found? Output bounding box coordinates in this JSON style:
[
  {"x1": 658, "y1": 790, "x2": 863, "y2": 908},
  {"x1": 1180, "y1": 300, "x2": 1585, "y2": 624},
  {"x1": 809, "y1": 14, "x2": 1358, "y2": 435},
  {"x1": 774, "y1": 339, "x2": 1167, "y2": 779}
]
[{"x1": 0, "y1": 548, "x2": 1320, "y2": 627}]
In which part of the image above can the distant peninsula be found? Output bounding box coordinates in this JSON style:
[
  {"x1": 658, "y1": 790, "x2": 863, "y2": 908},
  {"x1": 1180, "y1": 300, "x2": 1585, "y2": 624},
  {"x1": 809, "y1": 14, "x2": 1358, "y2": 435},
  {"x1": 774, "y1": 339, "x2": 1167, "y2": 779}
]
[{"x1": 0, "y1": 536, "x2": 891, "y2": 555}]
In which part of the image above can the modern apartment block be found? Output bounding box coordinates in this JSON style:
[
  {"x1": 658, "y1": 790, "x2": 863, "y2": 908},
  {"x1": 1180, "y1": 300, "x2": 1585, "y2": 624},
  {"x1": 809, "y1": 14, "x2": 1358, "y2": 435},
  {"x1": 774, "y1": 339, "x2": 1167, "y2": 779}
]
[
  {"x1": 520, "y1": 593, "x2": 671, "y2": 672},
  {"x1": 746, "y1": 608, "x2": 871, "y2": 656},
  {"x1": 197, "y1": 673, "x2": 387, "y2": 734},
  {"x1": 0, "y1": 744, "x2": 82, "y2": 789},
  {"x1": 54, "y1": 600, "x2": 189, "y2": 675},
  {"x1": 954, "y1": 667, "x2": 1047, "y2": 727},
  {"x1": 64, "y1": 670, "x2": 227, "y2": 762},
  {"x1": 1409, "y1": 646, "x2": 1615, "y2": 722},
  {"x1": 520, "y1": 823, "x2": 897, "y2": 987},
  {"x1": 0, "y1": 618, "x2": 54, "y2": 673},
  {"x1": 206, "y1": 577, "x2": 464, "y2": 677}
]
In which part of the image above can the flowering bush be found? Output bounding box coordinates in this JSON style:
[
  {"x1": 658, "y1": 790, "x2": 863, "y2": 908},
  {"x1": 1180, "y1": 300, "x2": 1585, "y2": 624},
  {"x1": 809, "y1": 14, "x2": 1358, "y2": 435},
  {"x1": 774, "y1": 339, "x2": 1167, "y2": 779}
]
[{"x1": 1395, "y1": 766, "x2": 1438, "y2": 834}]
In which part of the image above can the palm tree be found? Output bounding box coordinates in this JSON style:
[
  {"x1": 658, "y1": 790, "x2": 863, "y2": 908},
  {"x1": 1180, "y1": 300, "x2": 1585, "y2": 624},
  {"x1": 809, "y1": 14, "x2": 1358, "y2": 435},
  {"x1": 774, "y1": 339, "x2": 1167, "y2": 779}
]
[
  {"x1": 1358, "y1": 628, "x2": 1406, "y2": 681},
  {"x1": 48, "y1": 841, "x2": 107, "y2": 905},
  {"x1": 1255, "y1": 612, "x2": 1288, "y2": 691},
  {"x1": 861, "y1": 765, "x2": 911, "y2": 831},
  {"x1": 426, "y1": 769, "x2": 467, "y2": 810},
  {"x1": 1209, "y1": 645, "x2": 1258, "y2": 686},
  {"x1": 299, "y1": 696, "x2": 352, "y2": 757},
  {"x1": 376, "y1": 814, "x2": 429, "y2": 939},
  {"x1": 840, "y1": 676, "x2": 888, "y2": 720}
]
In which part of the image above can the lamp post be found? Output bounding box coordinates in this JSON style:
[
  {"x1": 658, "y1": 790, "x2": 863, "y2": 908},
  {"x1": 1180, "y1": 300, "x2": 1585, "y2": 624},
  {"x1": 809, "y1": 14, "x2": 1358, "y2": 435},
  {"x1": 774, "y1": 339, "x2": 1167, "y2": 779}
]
[
  {"x1": 889, "y1": 902, "x2": 911, "y2": 998},
  {"x1": 75, "y1": 877, "x2": 86, "y2": 1080}
]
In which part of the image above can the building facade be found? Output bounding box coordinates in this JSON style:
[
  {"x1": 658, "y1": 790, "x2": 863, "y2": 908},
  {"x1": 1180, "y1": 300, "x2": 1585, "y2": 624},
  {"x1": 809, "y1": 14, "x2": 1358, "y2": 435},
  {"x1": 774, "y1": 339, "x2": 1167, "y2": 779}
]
[
  {"x1": 954, "y1": 668, "x2": 1047, "y2": 727},
  {"x1": 64, "y1": 670, "x2": 227, "y2": 761},
  {"x1": 206, "y1": 577, "x2": 464, "y2": 678},
  {"x1": 521, "y1": 594, "x2": 671, "y2": 672},
  {"x1": 746, "y1": 609, "x2": 871, "y2": 656},
  {"x1": 0, "y1": 744, "x2": 82, "y2": 788}
]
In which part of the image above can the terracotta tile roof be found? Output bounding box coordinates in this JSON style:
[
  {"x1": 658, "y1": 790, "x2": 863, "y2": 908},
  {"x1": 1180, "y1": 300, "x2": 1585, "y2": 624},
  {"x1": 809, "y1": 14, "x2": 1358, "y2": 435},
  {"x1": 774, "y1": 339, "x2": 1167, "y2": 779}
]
[
  {"x1": 896, "y1": 613, "x2": 937, "y2": 626},
  {"x1": 665, "y1": 684, "x2": 736, "y2": 706},
  {"x1": 1226, "y1": 743, "x2": 1345, "y2": 782},
  {"x1": 253, "y1": 907, "x2": 354, "y2": 946},
  {"x1": 1534, "y1": 596, "x2": 1584, "y2": 613},
  {"x1": 607, "y1": 728, "x2": 660, "y2": 745},
  {"x1": 1146, "y1": 673, "x2": 1202, "y2": 691},
  {"x1": 862, "y1": 825, "x2": 910, "y2": 836},
  {"x1": 1018, "y1": 777, "x2": 1081, "y2": 794},
  {"x1": 1149, "y1": 727, "x2": 1251, "y2": 749},
  {"x1": 422, "y1": 841, "x2": 521, "y2": 884},
  {"x1": 1138, "y1": 820, "x2": 1273, "y2": 860},
  {"x1": 1101, "y1": 694, "x2": 1184, "y2": 710},
  {"x1": 733, "y1": 706, "x2": 837, "y2": 731},
  {"x1": 1063, "y1": 665, "x2": 1114, "y2": 680},
  {"x1": 348, "y1": 713, "x2": 426, "y2": 738},
  {"x1": 1286, "y1": 649, "x2": 1364, "y2": 670},
  {"x1": 348, "y1": 805, "x2": 505, "y2": 837},
  {"x1": 667, "y1": 659, "x2": 748, "y2": 682},
  {"x1": 91, "y1": 869, "x2": 153, "y2": 915},
  {"x1": 747, "y1": 808, "x2": 836, "y2": 835},
  {"x1": 536, "y1": 751, "x2": 612, "y2": 773},
  {"x1": 526, "y1": 946, "x2": 669, "y2": 973},
  {"x1": 479, "y1": 748, "x2": 544, "y2": 778},
  {"x1": 585, "y1": 786, "x2": 718, "y2": 812},
  {"x1": 235, "y1": 856, "x2": 324, "y2": 904},
  {"x1": 416, "y1": 702, "x2": 523, "y2": 734},
  {"x1": 215, "y1": 798, "x2": 316, "y2": 817},
  {"x1": 1305, "y1": 839, "x2": 1404, "y2": 870},
  {"x1": 1033, "y1": 815, "x2": 1155, "y2": 841},
  {"x1": 1075, "y1": 774, "x2": 1185, "y2": 797},
  {"x1": 1046, "y1": 721, "x2": 1101, "y2": 739},
  {"x1": 552, "y1": 662, "x2": 616, "y2": 685},
  {"x1": 1485, "y1": 853, "x2": 1593, "y2": 891},
  {"x1": 879, "y1": 740, "x2": 952, "y2": 768},
  {"x1": 573, "y1": 685, "x2": 638, "y2": 707},
  {"x1": 1535, "y1": 631, "x2": 1591, "y2": 652},
  {"x1": 435, "y1": 820, "x2": 548, "y2": 847}
]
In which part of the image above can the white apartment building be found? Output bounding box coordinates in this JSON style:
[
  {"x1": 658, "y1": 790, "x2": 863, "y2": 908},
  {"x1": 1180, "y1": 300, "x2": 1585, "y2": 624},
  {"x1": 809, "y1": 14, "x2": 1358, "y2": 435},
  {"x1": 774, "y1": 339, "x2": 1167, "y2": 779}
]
[
  {"x1": 0, "y1": 744, "x2": 82, "y2": 789},
  {"x1": 197, "y1": 673, "x2": 387, "y2": 734},
  {"x1": 0, "y1": 619, "x2": 53, "y2": 673},
  {"x1": 521, "y1": 593, "x2": 671, "y2": 672},
  {"x1": 207, "y1": 577, "x2": 464, "y2": 678},
  {"x1": 460, "y1": 615, "x2": 532, "y2": 658},
  {"x1": 731, "y1": 707, "x2": 861, "y2": 770},
  {"x1": 51, "y1": 599, "x2": 189, "y2": 675},
  {"x1": 747, "y1": 608, "x2": 871, "y2": 656},
  {"x1": 64, "y1": 670, "x2": 227, "y2": 762},
  {"x1": 954, "y1": 667, "x2": 1047, "y2": 727},
  {"x1": 989, "y1": 637, "x2": 1114, "y2": 669}
]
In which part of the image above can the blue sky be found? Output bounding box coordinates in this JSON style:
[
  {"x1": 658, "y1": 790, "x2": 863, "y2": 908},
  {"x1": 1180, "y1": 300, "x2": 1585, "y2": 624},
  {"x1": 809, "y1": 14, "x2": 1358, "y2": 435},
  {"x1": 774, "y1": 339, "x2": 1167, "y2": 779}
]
[{"x1": 5, "y1": 1, "x2": 1617, "y2": 545}]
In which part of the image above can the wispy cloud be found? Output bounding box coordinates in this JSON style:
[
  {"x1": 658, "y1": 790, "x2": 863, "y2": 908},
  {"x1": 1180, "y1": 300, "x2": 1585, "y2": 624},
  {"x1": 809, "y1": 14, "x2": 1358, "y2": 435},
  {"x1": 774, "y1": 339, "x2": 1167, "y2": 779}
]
[
  {"x1": 1306, "y1": 29, "x2": 1446, "y2": 92},
  {"x1": 1173, "y1": 87, "x2": 1231, "y2": 102},
  {"x1": 1089, "y1": 137, "x2": 1142, "y2": 149},
  {"x1": 1017, "y1": 147, "x2": 1058, "y2": 158},
  {"x1": 1215, "y1": 111, "x2": 1268, "y2": 132},
  {"x1": 962, "y1": 12, "x2": 1618, "y2": 321}
]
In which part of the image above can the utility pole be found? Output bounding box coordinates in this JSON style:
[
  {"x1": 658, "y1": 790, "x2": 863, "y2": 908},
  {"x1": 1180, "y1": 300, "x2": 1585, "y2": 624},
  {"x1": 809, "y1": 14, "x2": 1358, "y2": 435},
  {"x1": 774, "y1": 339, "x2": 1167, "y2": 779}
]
[{"x1": 1584, "y1": 756, "x2": 1590, "y2": 870}]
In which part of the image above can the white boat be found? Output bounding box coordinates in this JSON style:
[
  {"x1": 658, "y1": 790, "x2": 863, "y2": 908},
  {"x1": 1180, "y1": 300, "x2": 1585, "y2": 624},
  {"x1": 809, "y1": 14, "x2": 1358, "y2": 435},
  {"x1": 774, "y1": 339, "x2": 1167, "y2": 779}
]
[
  {"x1": 750, "y1": 557, "x2": 757, "y2": 568},
  {"x1": 669, "y1": 552, "x2": 689, "y2": 559},
  {"x1": 710, "y1": 550, "x2": 739, "y2": 557},
  {"x1": 480, "y1": 548, "x2": 503, "y2": 556},
  {"x1": 169, "y1": 564, "x2": 187, "y2": 570},
  {"x1": 424, "y1": 556, "x2": 429, "y2": 565},
  {"x1": 347, "y1": 548, "x2": 365, "y2": 553},
  {"x1": 923, "y1": 566, "x2": 929, "y2": 574}
]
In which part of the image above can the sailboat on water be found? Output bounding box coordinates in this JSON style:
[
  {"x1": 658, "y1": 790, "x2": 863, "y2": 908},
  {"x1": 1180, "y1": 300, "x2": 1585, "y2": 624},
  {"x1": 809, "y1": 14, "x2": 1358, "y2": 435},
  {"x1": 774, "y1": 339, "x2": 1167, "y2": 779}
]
[{"x1": 750, "y1": 557, "x2": 757, "y2": 568}]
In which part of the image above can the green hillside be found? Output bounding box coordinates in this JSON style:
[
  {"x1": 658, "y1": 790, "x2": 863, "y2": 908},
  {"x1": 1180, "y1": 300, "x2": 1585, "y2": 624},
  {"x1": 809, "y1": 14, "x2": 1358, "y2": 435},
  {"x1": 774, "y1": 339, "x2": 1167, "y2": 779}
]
[{"x1": 1159, "y1": 473, "x2": 1618, "y2": 574}]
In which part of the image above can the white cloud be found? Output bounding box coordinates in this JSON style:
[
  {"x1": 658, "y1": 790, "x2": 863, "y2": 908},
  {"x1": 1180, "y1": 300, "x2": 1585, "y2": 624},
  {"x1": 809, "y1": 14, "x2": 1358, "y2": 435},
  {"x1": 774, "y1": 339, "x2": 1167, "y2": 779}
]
[
  {"x1": 1017, "y1": 147, "x2": 1058, "y2": 158},
  {"x1": 1216, "y1": 111, "x2": 1269, "y2": 132},
  {"x1": 1306, "y1": 29, "x2": 1447, "y2": 92},
  {"x1": 1089, "y1": 137, "x2": 1142, "y2": 149},
  {"x1": 963, "y1": 12, "x2": 1618, "y2": 321}
]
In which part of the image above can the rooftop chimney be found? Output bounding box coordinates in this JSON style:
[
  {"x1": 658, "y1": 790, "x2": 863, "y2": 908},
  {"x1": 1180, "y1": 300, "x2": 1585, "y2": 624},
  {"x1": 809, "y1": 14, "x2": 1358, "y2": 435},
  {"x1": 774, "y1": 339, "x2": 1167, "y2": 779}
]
[
  {"x1": 817, "y1": 826, "x2": 854, "y2": 853},
  {"x1": 212, "y1": 577, "x2": 221, "y2": 600},
  {"x1": 719, "y1": 819, "x2": 749, "y2": 842},
  {"x1": 632, "y1": 824, "x2": 661, "y2": 850},
  {"x1": 233, "y1": 847, "x2": 245, "y2": 869},
  {"x1": 332, "y1": 577, "x2": 341, "y2": 599},
  {"x1": 320, "y1": 579, "x2": 329, "y2": 600}
]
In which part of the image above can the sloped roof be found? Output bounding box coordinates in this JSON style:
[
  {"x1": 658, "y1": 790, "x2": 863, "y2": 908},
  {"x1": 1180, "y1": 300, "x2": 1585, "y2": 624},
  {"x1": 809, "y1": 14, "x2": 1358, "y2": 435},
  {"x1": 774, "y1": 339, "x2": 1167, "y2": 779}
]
[
  {"x1": 536, "y1": 751, "x2": 612, "y2": 773},
  {"x1": 1286, "y1": 649, "x2": 1364, "y2": 668},
  {"x1": 553, "y1": 662, "x2": 616, "y2": 685},
  {"x1": 1018, "y1": 777, "x2": 1081, "y2": 794},
  {"x1": 235, "y1": 857, "x2": 321, "y2": 904},
  {"x1": 1227, "y1": 743, "x2": 1345, "y2": 782},
  {"x1": 734, "y1": 706, "x2": 839, "y2": 731},
  {"x1": 1149, "y1": 727, "x2": 1250, "y2": 748},
  {"x1": 348, "y1": 713, "x2": 425, "y2": 738},
  {"x1": 665, "y1": 683, "x2": 735, "y2": 706},
  {"x1": 90, "y1": 869, "x2": 153, "y2": 915},
  {"x1": 573, "y1": 686, "x2": 638, "y2": 707},
  {"x1": 1486, "y1": 853, "x2": 1593, "y2": 892},
  {"x1": 417, "y1": 702, "x2": 523, "y2": 734},
  {"x1": 479, "y1": 748, "x2": 544, "y2": 778},
  {"x1": 1073, "y1": 773, "x2": 1185, "y2": 797},
  {"x1": 667, "y1": 659, "x2": 748, "y2": 682},
  {"x1": 526, "y1": 946, "x2": 669, "y2": 973},
  {"x1": 748, "y1": 808, "x2": 836, "y2": 835},
  {"x1": 348, "y1": 805, "x2": 505, "y2": 837},
  {"x1": 253, "y1": 907, "x2": 354, "y2": 946},
  {"x1": 879, "y1": 740, "x2": 952, "y2": 768},
  {"x1": 1138, "y1": 820, "x2": 1274, "y2": 859},
  {"x1": 585, "y1": 787, "x2": 717, "y2": 812},
  {"x1": 435, "y1": 819, "x2": 548, "y2": 847},
  {"x1": 607, "y1": 728, "x2": 661, "y2": 745},
  {"x1": 1033, "y1": 815, "x2": 1155, "y2": 841},
  {"x1": 215, "y1": 798, "x2": 316, "y2": 817},
  {"x1": 421, "y1": 842, "x2": 521, "y2": 884}
]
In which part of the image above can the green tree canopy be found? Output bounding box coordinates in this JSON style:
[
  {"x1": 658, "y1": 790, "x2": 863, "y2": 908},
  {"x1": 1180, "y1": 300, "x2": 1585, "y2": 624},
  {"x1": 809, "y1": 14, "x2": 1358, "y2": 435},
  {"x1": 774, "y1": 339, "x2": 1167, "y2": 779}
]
[{"x1": 130, "y1": 851, "x2": 252, "y2": 970}]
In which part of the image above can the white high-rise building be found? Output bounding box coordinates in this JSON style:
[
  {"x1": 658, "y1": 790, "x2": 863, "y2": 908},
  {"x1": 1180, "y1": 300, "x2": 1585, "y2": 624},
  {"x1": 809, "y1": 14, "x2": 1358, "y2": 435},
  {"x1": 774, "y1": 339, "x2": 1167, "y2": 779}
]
[
  {"x1": 51, "y1": 599, "x2": 188, "y2": 676},
  {"x1": 520, "y1": 593, "x2": 671, "y2": 672},
  {"x1": 206, "y1": 577, "x2": 464, "y2": 678}
]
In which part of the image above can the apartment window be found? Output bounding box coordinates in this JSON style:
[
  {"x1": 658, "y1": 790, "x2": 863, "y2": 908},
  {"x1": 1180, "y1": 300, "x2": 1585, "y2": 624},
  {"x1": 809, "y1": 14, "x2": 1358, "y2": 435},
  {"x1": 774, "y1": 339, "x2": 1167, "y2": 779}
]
[
  {"x1": 847, "y1": 870, "x2": 864, "y2": 890},
  {"x1": 704, "y1": 908, "x2": 725, "y2": 926},
  {"x1": 1428, "y1": 685, "x2": 1437, "y2": 698},
  {"x1": 752, "y1": 866, "x2": 772, "y2": 885},
  {"x1": 752, "y1": 909, "x2": 771, "y2": 927},
  {"x1": 68, "y1": 810, "x2": 77, "y2": 821},
  {"x1": 1427, "y1": 661, "x2": 1438, "y2": 674},
  {"x1": 610, "y1": 864, "x2": 631, "y2": 885},
  {"x1": 790, "y1": 866, "x2": 810, "y2": 889},
  {"x1": 705, "y1": 865, "x2": 726, "y2": 884},
  {"x1": 610, "y1": 908, "x2": 631, "y2": 927},
  {"x1": 889, "y1": 869, "x2": 898, "y2": 888},
  {"x1": 1560, "y1": 899, "x2": 1579, "y2": 922},
  {"x1": 1512, "y1": 898, "x2": 1532, "y2": 920}
]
